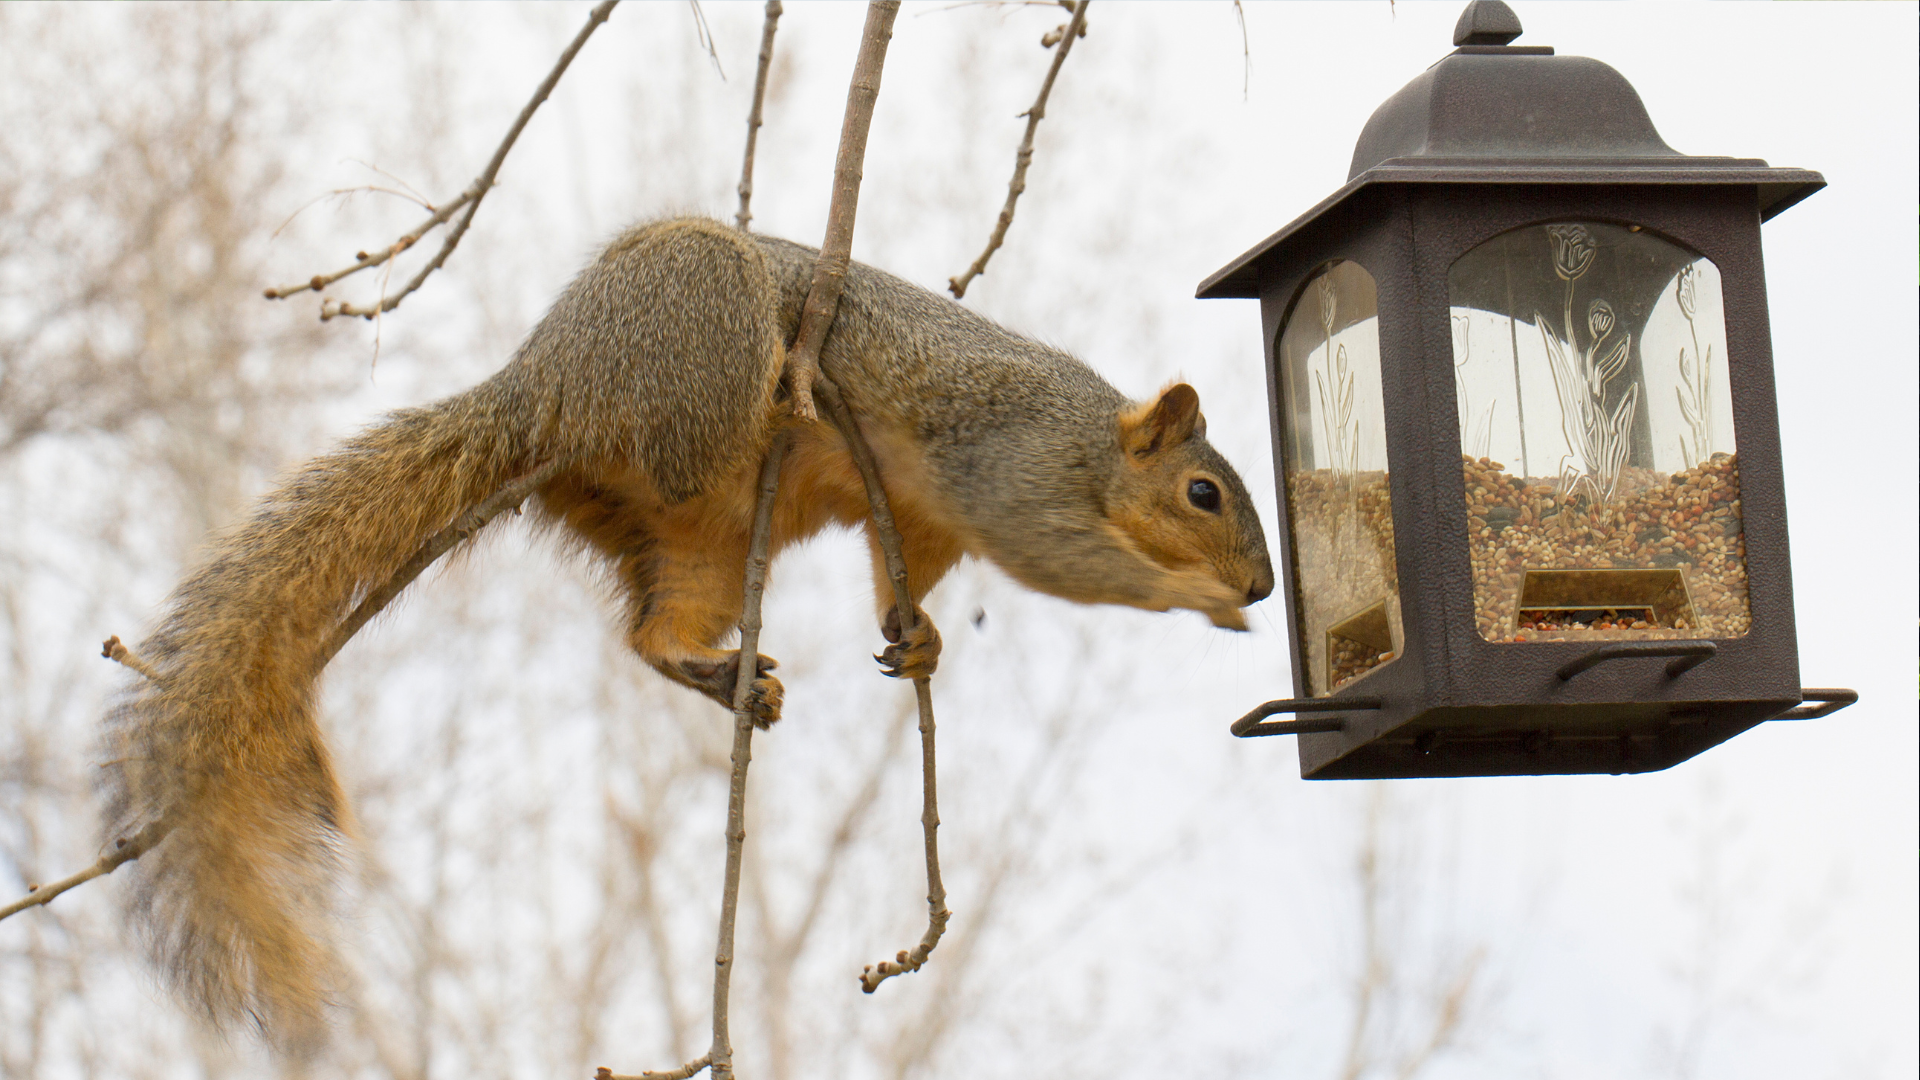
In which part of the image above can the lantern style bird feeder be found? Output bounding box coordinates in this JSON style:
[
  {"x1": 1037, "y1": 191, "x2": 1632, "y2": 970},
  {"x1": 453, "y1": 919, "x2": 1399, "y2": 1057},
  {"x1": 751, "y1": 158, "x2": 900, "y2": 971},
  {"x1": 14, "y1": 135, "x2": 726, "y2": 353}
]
[{"x1": 1203, "y1": 1, "x2": 1855, "y2": 779}]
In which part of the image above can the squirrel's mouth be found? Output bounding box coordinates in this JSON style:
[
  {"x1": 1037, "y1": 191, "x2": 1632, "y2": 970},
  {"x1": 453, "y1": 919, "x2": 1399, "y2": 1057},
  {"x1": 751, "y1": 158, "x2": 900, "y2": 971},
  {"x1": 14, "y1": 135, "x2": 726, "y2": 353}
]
[{"x1": 1208, "y1": 606, "x2": 1251, "y2": 632}]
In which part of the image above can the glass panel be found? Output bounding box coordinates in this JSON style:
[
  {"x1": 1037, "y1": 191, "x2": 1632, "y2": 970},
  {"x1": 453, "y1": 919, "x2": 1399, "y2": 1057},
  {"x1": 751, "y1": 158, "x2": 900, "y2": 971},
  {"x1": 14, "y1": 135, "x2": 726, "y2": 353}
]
[
  {"x1": 1449, "y1": 222, "x2": 1750, "y2": 645},
  {"x1": 1276, "y1": 261, "x2": 1400, "y2": 695}
]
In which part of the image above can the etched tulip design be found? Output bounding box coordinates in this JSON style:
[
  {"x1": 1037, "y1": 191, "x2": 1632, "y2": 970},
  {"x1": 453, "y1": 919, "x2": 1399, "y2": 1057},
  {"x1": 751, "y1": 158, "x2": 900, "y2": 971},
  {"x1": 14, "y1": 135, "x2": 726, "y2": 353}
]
[
  {"x1": 1548, "y1": 223, "x2": 1597, "y2": 282},
  {"x1": 1535, "y1": 224, "x2": 1636, "y2": 503},
  {"x1": 1673, "y1": 263, "x2": 1713, "y2": 465},
  {"x1": 1315, "y1": 272, "x2": 1358, "y2": 478},
  {"x1": 1587, "y1": 298, "x2": 1615, "y2": 340}
]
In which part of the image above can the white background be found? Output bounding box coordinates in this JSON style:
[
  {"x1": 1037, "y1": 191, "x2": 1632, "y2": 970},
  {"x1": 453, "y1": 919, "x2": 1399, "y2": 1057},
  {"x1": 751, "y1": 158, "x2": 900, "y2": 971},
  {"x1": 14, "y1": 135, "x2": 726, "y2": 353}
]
[{"x1": 0, "y1": 4, "x2": 1912, "y2": 1078}]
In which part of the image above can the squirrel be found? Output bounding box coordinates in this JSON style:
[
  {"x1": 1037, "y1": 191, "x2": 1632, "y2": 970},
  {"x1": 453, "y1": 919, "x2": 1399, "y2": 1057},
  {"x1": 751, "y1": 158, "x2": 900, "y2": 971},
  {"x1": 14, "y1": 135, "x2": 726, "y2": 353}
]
[{"x1": 99, "y1": 216, "x2": 1274, "y2": 1052}]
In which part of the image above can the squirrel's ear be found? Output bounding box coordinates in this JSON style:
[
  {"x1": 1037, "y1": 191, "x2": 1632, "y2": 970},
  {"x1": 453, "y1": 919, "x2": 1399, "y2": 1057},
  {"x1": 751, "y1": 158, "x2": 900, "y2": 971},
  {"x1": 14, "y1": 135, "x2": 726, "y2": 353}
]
[{"x1": 1122, "y1": 383, "x2": 1202, "y2": 457}]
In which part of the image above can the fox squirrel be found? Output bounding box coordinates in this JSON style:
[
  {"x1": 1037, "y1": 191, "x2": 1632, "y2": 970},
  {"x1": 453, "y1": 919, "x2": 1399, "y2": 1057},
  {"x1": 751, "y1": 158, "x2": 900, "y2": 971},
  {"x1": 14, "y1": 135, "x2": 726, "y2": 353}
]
[{"x1": 99, "y1": 217, "x2": 1273, "y2": 1051}]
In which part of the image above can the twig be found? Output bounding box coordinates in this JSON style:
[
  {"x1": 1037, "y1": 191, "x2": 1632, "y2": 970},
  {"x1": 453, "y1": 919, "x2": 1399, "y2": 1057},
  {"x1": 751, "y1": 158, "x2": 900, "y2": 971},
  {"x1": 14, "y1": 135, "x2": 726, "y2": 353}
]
[
  {"x1": 711, "y1": 430, "x2": 790, "y2": 1080},
  {"x1": 946, "y1": 0, "x2": 1089, "y2": 299},
  {"x1": 264, "y1": 0, "x2": 619, "y2": 320},
  {"x1": 321, "y1": 459, "x2": 565, "y2": 669},
  {"x1": 734, "y1": 1, "x2": 784, "y2": 232},
  {"x1": 603, "y1": 432, "x2": 790, "y2": 1080},
  {"x1": 687, "y1": 1, "x2": 726, "y2": 80},
  {"x1": 924, "y1": 0, "x2": 1076, "y2": 14},
  {"x1": 810, "y1": 375, "x2": 953, "y2": 994},
  {"x1": 1232, "y1": 0, "x2": 1250, "y2": 101},
  {"x1": 0, "y1": 641, "x2": 171, "y2": 923},
  {"x1": 773, "y1": 0, "x2": 947, "y2": 994},
  {"x1": 99, "y1": 634, "x2": 160, "y2": 682},
  {"x1": 596, "y1": 1058, "x2": 713, "y2": 1080},
  {"x1": 781, "y1": 0, "x2": 902, "y2": 422},
  {"x1": 0, "y1": 815, "x2": 172, "y2": 923}
]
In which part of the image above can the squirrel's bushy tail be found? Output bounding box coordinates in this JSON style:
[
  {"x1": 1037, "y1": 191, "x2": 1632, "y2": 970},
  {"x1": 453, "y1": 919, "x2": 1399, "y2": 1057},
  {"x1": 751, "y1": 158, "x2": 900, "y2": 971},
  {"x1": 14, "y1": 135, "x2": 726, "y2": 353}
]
[{"x1": 99, "y1": 380, "x2": 538, "y2": 1054}]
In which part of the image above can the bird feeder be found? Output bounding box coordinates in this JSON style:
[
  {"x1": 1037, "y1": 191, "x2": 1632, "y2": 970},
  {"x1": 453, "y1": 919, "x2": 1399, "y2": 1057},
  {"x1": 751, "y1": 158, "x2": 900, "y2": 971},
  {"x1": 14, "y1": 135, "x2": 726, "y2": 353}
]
[{"x1": 1201, "y1": 1, "x2": 1855, "y2": 778}]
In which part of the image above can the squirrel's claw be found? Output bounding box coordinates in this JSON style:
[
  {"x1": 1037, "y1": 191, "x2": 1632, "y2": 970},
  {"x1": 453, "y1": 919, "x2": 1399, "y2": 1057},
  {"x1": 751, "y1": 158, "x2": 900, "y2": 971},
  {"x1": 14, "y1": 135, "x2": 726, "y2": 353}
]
[
  {"x1": 737, "y1": 652, "x2": 784, "y2": 728},
  {"x1": 674, "y1": 652, "x2": 785, "y2": 727},
  {"x1": 877, "y1": 605, "x2": 941, "y2": 680},
  {"x1": 743, "y1": 667, "x2": 785, "y2": 729}
]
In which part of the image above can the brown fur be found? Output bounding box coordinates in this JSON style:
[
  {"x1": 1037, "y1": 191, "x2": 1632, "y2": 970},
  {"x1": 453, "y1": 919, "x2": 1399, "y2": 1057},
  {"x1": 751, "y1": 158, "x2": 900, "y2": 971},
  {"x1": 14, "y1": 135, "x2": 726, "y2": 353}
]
[{"x1": 99, "y1": 217, "x2": 1273, "y2": 1054}]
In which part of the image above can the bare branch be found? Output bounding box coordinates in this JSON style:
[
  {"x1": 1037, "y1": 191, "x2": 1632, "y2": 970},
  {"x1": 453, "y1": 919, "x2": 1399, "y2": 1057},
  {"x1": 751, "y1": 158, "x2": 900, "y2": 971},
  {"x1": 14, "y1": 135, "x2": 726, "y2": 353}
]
[
  {"x1": 321, "y1": 459, "x2": 565, "y2": 668},
  {"x1": 265, "y1": 0, "x2": 619, "y2": 320},
  {"x1": 0, "y1": 816, "x2": 172, "y2": 923},
  {"x1": 734, "y1": 1, "x2": 784, "y2": 232},
  {"x1": 767, "y1": 0, "x2": 951, "y2": 992},
  {"x1": 687, "y1": 1, "x2": 726, "y2": 80},
  {"x1": 596, "y1": 1057, "x2": 712, "y2": 1080},
  {"x1": 946, "y1": 0, "x2": 1089, "y2": 299},
  {"x1": 604, "y1": 431, "x2": 790, "y2": 1080},
  {"x1": 0, "y1": 637, "x2": 173, "y2": 923},
  {"x1": 707, "y1": 430, "x2": 791, "y2": 1080},
  {"x1": 923, "y1": 0, "x2": 1077, "y2": 14},
  {"x1": 808, "y1": 375, "x2": 953, "y2": 994},
  {"x1": 1232, "y1": 0, "x2": 1250, "y2": 101},
  {"x1": 264, "y1": 188, "x2": 477, "y2": 300},
  {"x1": 99, "y1": 634, "x2": 160, "y2": 682},
  {"x1": 782, "y1": 1, "x2": 901, "y2": 421}
]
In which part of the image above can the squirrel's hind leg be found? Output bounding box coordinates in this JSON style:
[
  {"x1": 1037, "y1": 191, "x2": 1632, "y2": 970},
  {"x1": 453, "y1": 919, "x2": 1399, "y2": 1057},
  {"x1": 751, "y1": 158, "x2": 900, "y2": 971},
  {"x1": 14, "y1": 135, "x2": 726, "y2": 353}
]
[
  {"x1": 621, "y1": 537, "x2": 784, "y2": 727},
  {"x1": 548, "y1": 475, "x2": 785, "y2": 725}
]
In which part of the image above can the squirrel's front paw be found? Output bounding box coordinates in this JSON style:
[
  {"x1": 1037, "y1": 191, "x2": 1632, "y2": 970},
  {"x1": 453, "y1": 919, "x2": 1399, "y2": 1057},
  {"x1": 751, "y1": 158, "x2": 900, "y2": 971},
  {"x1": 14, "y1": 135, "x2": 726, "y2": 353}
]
[{"x1": 878, "y1": 605, "x2": 942, "y2": 680}]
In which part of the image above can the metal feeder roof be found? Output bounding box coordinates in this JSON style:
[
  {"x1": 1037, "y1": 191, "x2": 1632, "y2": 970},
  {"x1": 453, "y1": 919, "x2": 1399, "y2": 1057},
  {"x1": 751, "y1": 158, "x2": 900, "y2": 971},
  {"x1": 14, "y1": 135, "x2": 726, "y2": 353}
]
[{"x1": 1197, "y1": 0, "x2": 1825, "y2": 301}]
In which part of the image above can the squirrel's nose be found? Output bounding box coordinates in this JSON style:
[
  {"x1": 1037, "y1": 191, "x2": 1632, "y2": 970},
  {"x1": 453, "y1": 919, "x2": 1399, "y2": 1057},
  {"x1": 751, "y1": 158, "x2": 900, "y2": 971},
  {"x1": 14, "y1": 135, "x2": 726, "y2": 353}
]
[{"x1": 1246, "y1": 577, "x2": 1273, "y2": 605}]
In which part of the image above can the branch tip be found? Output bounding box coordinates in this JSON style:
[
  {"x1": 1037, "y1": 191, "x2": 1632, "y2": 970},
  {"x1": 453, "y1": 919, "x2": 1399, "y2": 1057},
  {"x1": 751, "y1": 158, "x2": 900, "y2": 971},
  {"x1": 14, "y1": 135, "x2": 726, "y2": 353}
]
[
  {"x1": 102, "y1": 635, "x2": 160, "y2": 681},
  {"x1": 263, "y1": 0, "x2": 618, "y2": 318},
  {"x1": 949, "y1": 0, "x2": 1089, "y2": 298}
]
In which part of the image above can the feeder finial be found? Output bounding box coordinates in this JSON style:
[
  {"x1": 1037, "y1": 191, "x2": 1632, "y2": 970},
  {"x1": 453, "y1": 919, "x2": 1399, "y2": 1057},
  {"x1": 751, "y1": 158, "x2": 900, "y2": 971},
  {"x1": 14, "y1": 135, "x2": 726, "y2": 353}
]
[{"x1": 1453, "y1": 0, "x2": 1523, "y2": 47}]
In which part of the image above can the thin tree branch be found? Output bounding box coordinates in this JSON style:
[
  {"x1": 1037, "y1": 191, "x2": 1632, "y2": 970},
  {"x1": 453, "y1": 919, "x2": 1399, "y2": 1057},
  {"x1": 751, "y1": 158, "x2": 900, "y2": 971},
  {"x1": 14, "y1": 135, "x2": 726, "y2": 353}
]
[
  {"x1": 1, "y1": 638, "x2": 168, "y2": 924},
  {"x1": 753, "y1": 695, "x2": 915, "y2": 1070},
  {"x1": 707, "y1": 429, "x2": 791, "y2": 1080},
  {"x1": 597, "y1": 1057, "x2": 713, "y2": 1080},
  {"x1": 687, "y1": 1, "x2": 727, "y2": 80},
  {"x1": 772, "y1": 0, "x2": 948, "y2": 991},
  {"x1": 264, "y1": 0, "x2": 619, "y2": 320},
  {"x1": 100, "y1": 634, "x2": 160, "y2": 682},
  {"x1": 610, "y1": 8, "x2": 905, "y2": 1074},
  {"x1": 603, "y1": 431, "x2": 792, "y2": 1080},
  {"x1": 0, "y1": 813, "x2": 171, "y2": 922},
  {"x1": 734, "y1": 1, "x2": 784, "y2": 232},
  {"x1": 946, "y1": 0, "x2": 1089, "y2": 299},
  {"x1": 1232, "y1": 0, "x2": 1250, "y2": 102},
  {"x1": 321, "y1": 459, "x2": 565, "y2": 669},
  {"x1": 810, "y1": 376, "x2": 952, "y2": 994},
  {"x1": 782, "y1": 0, "x2": 901, "y2": 422}
]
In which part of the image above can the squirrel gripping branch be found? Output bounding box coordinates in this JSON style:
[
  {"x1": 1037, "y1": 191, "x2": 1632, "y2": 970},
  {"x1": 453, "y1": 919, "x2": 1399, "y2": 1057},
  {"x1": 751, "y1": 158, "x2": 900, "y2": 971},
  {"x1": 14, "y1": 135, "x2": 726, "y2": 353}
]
[{"x1": 100, "y1": 217, "x2": 1274, "y2": 1052}]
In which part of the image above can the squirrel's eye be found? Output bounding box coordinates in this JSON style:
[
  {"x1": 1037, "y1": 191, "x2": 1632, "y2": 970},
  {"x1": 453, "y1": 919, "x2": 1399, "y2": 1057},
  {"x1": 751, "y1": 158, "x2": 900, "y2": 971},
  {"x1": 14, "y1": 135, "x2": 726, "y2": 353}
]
[{"x1": 1187, "y1": 478, "x2": 1221, "y2": 513}]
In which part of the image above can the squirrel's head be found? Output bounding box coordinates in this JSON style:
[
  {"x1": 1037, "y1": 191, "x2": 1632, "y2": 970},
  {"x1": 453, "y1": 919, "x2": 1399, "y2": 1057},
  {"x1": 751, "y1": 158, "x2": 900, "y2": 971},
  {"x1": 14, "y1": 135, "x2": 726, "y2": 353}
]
[{"x1": 1111, "y1": 383, "x2": 1275, "y2": 630}]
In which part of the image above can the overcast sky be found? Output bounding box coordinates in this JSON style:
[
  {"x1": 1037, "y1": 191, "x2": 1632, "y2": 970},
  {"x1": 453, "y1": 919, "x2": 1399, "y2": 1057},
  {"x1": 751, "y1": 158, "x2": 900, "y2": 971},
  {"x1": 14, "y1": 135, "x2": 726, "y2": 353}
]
[{"x1": 3, "y1": 3, "x2": 1913, "y2": 1078}]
